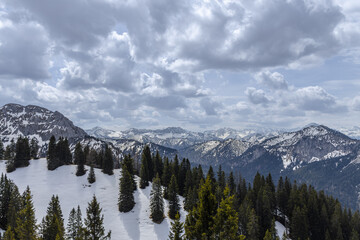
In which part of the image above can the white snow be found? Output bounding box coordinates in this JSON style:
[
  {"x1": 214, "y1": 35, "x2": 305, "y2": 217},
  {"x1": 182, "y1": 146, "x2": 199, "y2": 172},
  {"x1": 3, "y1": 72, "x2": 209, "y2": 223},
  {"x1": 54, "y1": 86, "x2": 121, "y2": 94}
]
[
  {"x1": 0, "y1": 159, "x2": 186, "y2": 240},
  {"x1": 323, "y1": 150, "x2": 347, "y2": 160},
  {"x1": 275, "y1": 221, "x2": 286, "y2": 238}
]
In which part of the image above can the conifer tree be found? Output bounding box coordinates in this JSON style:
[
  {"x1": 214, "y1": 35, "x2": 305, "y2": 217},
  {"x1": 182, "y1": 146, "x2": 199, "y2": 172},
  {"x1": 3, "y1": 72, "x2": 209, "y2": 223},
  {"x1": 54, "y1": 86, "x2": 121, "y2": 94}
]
[
  {"x1": 185, "y1": 176, "x2": 217, "y2": 239},
  {"x1": 153, "y1": 151, "x2": 163, "y2": 179},
  {"x1": 161, "y1": 157, "x2": 172, "y2": 198},
  {"x1": 40, "y1": 195, "x2": 65, "y2": 240},
  {"x1": 7, "y1": 184, "x2": 22, "y2": 236},
  {"x1": 168, "y1": 175, "x2": 180, "y2": 220},
  {"x1": 15, "y1": 186, "x2": 37, "y2": 240},
  {"x1": 142, "y1": 145, "x2": 153, "y2": 181},
  {"x1": 88, "y1": 165, "x2": 96, "y2": 184},
  {"x1": 0, "y1": 140, "x2": 4, "y2": 160},
  {"x1": 290, "y1": 206, "x2": 309, "y2": 240},
  {"x1": 4, "y1": 145, "x2": 12, "y2": 160},
  {"x1": 102, "y1": 145, "x2": 113, "y2": 175},
  {"x1": 118, "y1": 165, "x2": 135, "y2": 213},
  {"x1": 212, "y1": 187, "x2": 239, "y2": 240},
  {"x1": 14, "y1": 136, "x2": 30, "y2": 168},
  {"x1": 30, "y1": 138, "x2": 39, "y2": 159},
  {"x1": 66, "y1": 206, "x2": 84, "y2": 240},
  {"x1": 123, "y1": 154, "x2": 136, "y2": 191},
  {"x1": 47, "y1": 136, "x2": 57, "y2": 170},
  {"x1": 150, "y1": 174, "x2": 164, "y2": 223},
  {"x1": 75, "y1": 143, "x2": 86, "y2": 176},
  {"x1": 84, "y1": 195, "x2": 110, "y2": 240},
  {"x1": 168, "y1": 213, "x2": 184, "y2": 240},
  {"x1": 247, "y1": 208, "x2": 260, "y2": 240},
  {"x1": 3, "y1": 226, "x2": 16, "y2": 240},
  {"x1": 139, "y1": 160, "x2": 149, "y2": 189}
]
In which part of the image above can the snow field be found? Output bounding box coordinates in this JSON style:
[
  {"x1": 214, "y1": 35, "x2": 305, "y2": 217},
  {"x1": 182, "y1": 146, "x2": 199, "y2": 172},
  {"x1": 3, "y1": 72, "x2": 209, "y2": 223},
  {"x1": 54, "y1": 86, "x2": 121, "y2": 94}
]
[{"x1": 0, "y1": 159, "x2": 187, "y2": 240}]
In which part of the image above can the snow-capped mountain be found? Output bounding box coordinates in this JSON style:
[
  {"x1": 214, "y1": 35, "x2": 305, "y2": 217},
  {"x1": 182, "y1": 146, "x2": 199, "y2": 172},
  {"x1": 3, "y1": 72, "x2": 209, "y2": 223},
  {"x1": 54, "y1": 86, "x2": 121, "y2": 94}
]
[{"x1": 0, "y1": 103, "x2": 87, "y2": 146}]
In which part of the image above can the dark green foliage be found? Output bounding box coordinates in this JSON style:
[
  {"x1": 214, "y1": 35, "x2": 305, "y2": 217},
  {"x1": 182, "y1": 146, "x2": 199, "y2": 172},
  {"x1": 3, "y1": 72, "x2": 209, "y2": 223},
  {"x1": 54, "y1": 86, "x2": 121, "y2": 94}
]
[
  {"x1": 66, "y1": 206, "x2": 84, "y2": 240},
  {"x1": 0, "y1": 175, "x2": 21, "y2": 231},
  {"x1": 14, "y1": 136, "x2": 30, "y2": 168},
  {"x1": 168, "y1": 213, "x2": 184, "y2": 240},
  {"x1": 3, "y1": 226, "x2": 16, "y2": 240},
  {"x1": 75, "y1": 143, "x2": 86, "y2": 176},
  {"x1": 153, "y1": 151, "x2": 163, "y2": 181},
  {"x1": 39, "y1": 195, "x2": 65, "y2": 240},
  {"x1": 184, "y1": 176, "x2": 217, "y2": 239},
  {"x1": 150, "y1": 174, "x2": 164, "y2": 223},
  {"x1": 15, "y1": 186, "x2": 37, "y2": 240},
  {"x1": 0, "y1": 140, "x2": 4, "y2": 160},
  {"x1": 123, "y1": 154, "x2": 136, "y2": 191},
  {"x1": 247, "y1": 208, "x2": 260, "y2": 240},
  {"x1": 168, "y1": 175, "x2": 180, "y2": 219},
  {"x1": 178, "y1": 159, "x2": 190, "y2": 196},
  {"x1": 139, "y1": 160, "x2": 149, "y2": 189},
  {"x1": 88, "y1": 166, "x2": 96, "y2": 184},
  {"x1": 29, "y1": 137, "x2": 39, "y2": 159},
  {"x1": 118, "y1": 165, "x2": 135, "y2": 213},
  {"x1": 84, "y1": 195, "x2": 110, "y2": 240},
  {"x1": 4, "y1": 145, "x2": 12, "y2": 161},
  {"x1": 47, "y1": 136, "x2": 57, "y2": 170},
  {"x1": 102, "y1": 145, "x2": 113, "y2": 175},
  {"x1": 140, "y1": 146, "x2": 152, "y2": 188}
]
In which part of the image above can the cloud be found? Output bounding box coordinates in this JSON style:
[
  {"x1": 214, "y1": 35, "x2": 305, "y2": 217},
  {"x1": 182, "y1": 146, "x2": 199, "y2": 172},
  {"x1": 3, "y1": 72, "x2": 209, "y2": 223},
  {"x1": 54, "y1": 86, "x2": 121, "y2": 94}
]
[
  {"x1": 255, "y1": 71, "x2": 288, "y2": 90},
  {"x1": 245, "y1": 87, "x2": 270, "y2": 105},
  {"x1": 200, "y1": 97, "x2": 222, "y2": 116}
]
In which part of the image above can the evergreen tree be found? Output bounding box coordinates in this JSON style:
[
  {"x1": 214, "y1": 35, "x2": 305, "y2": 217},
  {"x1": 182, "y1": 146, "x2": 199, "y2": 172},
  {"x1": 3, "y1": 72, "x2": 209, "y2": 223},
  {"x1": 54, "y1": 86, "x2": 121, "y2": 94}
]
[
  {"x1": 168, "y1": 175, "x2": 180, "y2": 219},
  {"x1": 123, "y1": 154, "x2": 136, "y2": 191},
  {"x1": 3, "y1": 226, "x2": 16, "y2": 240},
  {"x1": 84, "y1": 195, "x2": 110, "y2": 240},
  {"x1": 15, "y1": 186, "x2": 37, "y2": 240},
  {"x1": 14, "y1": 136, "x2": 30, "y2": 168},
  {"x1": 351, "y1": 229, "x2": 359, "y2": 240},
  {"x1": 4, "y1": 145, "x2": 12, "y2": 160},
  {"x1": 118, "y1": 165, "x2": 135, "y2": 213},
  {"x1": 102, "y1": 145, "x2": 113, "y2": 175},
  {"x1": 30, "y1": 137, "x2": 39, "y2": 159},
  {"x1": 185, "y1": 176, "x2": 217, "y2": 239},
  {"x1": 139, "y1": 160, "x2": 149, "y2": 189},
  {"x1": 168, "y1": 213, "x2": 184, "y2": 240},
  {"x1": 290, "y1": 206, "x2": 309, "y2": 240},
  {"x1": 228, "y1": 171, "x2": 236, "y2": 195},
  {"x1": 153, "y1": 151, "x2": 163, "y2": 180},
  {"x1": 212, "y1": 187, "x2": 239, "y2": 240},
  {"x1": 75, "y1": 143, "x2": 85, "y2": 177},
  {"x1": 247, "y1": 208, "x2": 260, "y2": 240},
  {"x1": 5, "y1": 159, "x2": 15, "y2": 173},
  {"x1": 66, "y1": 206, "x2": 84, "y2": 240},
  {"x1": 47, "y1": 136, "x2": 57, "y2": 170},
  {"x1": 142, "y1": 145, "x2": 153, "y2": 181},
  {"x1": 88, "y1": 165, "x2": 96, "y2": 184},
  {"x1": 0, "y1": 139, "x2": 4, "y2": 160},
  {"x1": 7, "y1": 184, "x2": 22, "y2": 237},
  {"x1": 150, "y1": 174, "x2": 164, "y2": 223},
  {"x1": 40, "y1": 195, "x2": 65, "y2": 240}
]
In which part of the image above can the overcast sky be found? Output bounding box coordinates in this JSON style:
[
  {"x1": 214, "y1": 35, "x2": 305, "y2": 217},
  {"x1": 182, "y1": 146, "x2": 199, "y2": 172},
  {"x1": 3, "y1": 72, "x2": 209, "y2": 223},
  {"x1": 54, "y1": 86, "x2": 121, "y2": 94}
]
[{"x1": 0, "y1": 0, "x2": 360, "y2": 131}]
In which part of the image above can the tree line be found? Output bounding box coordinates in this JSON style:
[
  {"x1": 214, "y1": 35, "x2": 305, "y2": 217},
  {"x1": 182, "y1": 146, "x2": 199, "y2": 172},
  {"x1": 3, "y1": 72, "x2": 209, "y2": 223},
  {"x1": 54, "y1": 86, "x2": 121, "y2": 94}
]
[{"x1": 0, "y1": 174, "x2": 110, "y2": 240}]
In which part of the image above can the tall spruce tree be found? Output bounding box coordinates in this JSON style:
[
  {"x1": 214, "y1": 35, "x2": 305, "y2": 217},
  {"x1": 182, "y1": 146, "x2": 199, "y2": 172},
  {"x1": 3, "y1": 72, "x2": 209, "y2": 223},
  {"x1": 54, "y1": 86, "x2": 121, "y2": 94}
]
[
  {"x1": 14, "y1": 136, "x2": 30, "y2": 168},
  {"x1": 153, "y1": 151, "x2": 163, "y2": 180},
  {"x1": 168, "y1": 175, "x2": 180, "y2": 220},
  {"x1": 184, "y1": 176, "x2": 217, "y2": 239},
  {"x1": 29, "y1": 138, "x2": 39, "y2": 159},
  {"x1": 123, "y1": 154, "x2": 136, "y2": 191},
  {"x1": 84, "y1": 195, "x2": 110, "y2": 240},
  {"x1": 142, "y1": 145, "x2": 153, "y2": 181},
  {"x1": 139, "y1": 154, "x2": 149, "y2": 189},
  {"x1": 102, "y1": 145, "x2": 114, "y2": 175},
  {"x1": 66, "y1": 206, "x2": 84, "y2": 240},
  {"x1": 168, "y1": 213, "x2": 184, "y2": 240},
  {"x1": 88, "y1": 165, "x2": 96, "y2": 184},
  {"x1": 75, "y1": 143, "x2": 86, "y2": 176},
  {"x1": 3, "y1": 226, "x2": 16, "y2": 240},
  {"x1": 212, "y1": 187, "x2": 239, "y2": 240},
  {"x1": 39, "y1": 195, "x2": 65, "y2": 240},
  {"x1": 47, "y1": 136, "x2": 58, "y2": 170},
  {"x1": 15, "y1": 186, "x2": 37, "y2": 240},
  {"x1": 247, "y1": 208, "x2": 260, "y2": 240},
  {"x1": 118, "y1": 165, "x2": 135, "y2": 213},
  {"x1": 150, "y1": 174, "x2": 164, "y2": 223}
]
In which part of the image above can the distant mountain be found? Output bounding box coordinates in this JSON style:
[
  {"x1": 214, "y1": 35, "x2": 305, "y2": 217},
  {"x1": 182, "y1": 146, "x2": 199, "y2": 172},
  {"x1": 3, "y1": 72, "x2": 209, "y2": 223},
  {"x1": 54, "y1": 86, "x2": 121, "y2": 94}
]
[{"x1": 0, "y1": 103, "x2": 87, "y2": 146}]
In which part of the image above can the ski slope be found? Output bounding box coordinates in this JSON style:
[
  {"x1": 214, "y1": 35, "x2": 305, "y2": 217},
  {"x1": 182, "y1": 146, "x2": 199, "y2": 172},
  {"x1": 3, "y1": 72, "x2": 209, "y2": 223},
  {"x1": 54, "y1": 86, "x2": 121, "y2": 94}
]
[{"x1": 0, "y1": 159, "x2": 187, "y2": 240}]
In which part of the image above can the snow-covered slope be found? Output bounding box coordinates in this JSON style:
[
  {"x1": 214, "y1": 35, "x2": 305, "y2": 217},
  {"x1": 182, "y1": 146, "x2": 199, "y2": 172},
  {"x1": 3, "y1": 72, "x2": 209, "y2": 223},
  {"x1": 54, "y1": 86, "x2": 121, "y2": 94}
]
[
  {"x1": 0, "y1": 159, "x2": 186, "y2": 239},
  {"x1": 0, "y1": 103, "x2": 87, "y2": 146}
]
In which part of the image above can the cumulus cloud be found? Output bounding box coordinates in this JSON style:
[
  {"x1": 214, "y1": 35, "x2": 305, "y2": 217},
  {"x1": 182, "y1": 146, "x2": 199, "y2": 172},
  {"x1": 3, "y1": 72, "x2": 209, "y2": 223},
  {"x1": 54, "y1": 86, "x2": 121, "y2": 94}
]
[
  {"x1": 245, "y1": 87, "x2": 271, "y2": 105},
  {"x1": 255, "y1": 71, "x2": 288, "y2": 90}
]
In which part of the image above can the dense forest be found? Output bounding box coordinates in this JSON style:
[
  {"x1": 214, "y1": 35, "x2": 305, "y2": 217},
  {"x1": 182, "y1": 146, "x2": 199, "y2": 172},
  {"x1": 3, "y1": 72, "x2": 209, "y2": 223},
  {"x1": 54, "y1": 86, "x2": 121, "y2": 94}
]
[{"x1": 1, "y1": 136, "x2": 360, "y2": 239}]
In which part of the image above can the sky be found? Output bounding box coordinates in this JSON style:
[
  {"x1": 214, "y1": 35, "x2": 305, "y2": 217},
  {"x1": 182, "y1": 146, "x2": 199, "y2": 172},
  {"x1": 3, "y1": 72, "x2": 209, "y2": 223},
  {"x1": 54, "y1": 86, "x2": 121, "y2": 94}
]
[{"x1": 0, "y1": 0, "x2": 360, "y2": 131}]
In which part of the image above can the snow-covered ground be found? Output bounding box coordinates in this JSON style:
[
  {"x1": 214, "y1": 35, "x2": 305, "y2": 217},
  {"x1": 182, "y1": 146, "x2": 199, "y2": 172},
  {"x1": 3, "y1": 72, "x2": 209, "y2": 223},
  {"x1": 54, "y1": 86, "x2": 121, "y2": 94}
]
[
  {"x1": 0, "y1": 159, "x2": 187, "y2": 240},
  {"x1": 275, "y1": 221, "x2": 286, "y2": 238}
]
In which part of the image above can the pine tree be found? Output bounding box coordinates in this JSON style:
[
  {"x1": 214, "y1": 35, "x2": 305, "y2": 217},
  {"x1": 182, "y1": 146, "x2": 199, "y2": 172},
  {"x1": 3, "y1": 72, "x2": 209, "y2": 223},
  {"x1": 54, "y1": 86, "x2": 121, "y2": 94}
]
[
  {"x1": 7, "y1": 184, "x2": 22, "y2": 236},
  {"x1": 118, "y1": 165, "x2": 135, "y2": 213},
  {"x1": 30, "y1": 137, "x2": 39, "y2": 159},
  {"x1": 47, "y1": 136, "x2": 58, "y2": 170},
  {"x1": 139, "y1": 156, "x2": 149, "y2": 189},
  {"x1": 150, "y1": 174, "x2": 164, "y2": 223},
  {"x1": 247, "y1": 208, "x2": 260, "y2": 240},
  {"x1": 168, "y1": 175, "x2": 180, "y2": 220},
  {"x1": 75, "y1": 143, "x2": 86, "y2": 176},
  {"x1": 102, "y1": 145, "x2": 113, "y2": 175},
  {"x1": 290, "y1": 206, "x2": 309, "y2": 240},
  {"x1": 168, "y1": 213, "x2": 184, "y2": 240},
  {"x1": 88, "y1": 165, "x2": 96, "y2": 184},
  {"x1": 14, "y1": 136, "x2": 30, "y2": 168},
  {"x1": 40, "y1": 195, "x2": 65, "y2": 240},
  {"x1": 142, "y1": 145, "x2": 153, "y2": 181},
  {"x1": 4, "y1": 145, "x2": 12, "y2": 160},
  {"x1": 66, "y1": 206, "x2": 84, "y2": 240},
  {"x1": 3, "y1": 226, "x2": 16, "y2": 240},
  {"x1": 84, "y1": 195, "x2": 110, "y2": 240},
  {"x1": 15, "y1": 186, "x2": 37, "y2": 240},
  {"x1": 212, "y1": 187, "x2": 239, "y2": 240},
  {"x1": 123, "y1": 154, "x2": 136, "y2": 191},
  {"x1": 153, "y1": 150, "x2": 163, "y2": 179},
  {"x1": 0, "y1": 139, "x2": 4, "y2": 160},
  {"x1": 184, "y1": 176, "x2": 217, "y2": 239}
]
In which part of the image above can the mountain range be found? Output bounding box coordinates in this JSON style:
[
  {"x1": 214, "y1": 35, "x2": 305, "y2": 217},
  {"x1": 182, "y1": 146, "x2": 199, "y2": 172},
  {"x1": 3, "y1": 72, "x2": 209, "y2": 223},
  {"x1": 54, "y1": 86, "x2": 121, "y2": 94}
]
[{"x1": 1, "y1": 103, "x2": 360, "y2": 209}]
